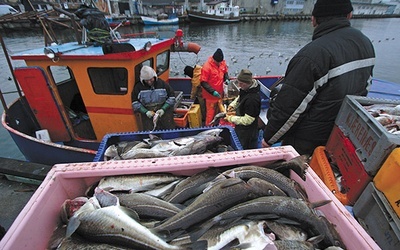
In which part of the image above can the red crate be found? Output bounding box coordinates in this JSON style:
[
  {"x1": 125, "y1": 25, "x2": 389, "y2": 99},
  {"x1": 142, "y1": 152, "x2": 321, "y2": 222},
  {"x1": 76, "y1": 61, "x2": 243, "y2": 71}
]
[
  {"x1": 325, "y1": 125, "x2": 372, "y2": 205},
  {"x1": 174, "y1": 109, "x2": 188, "y2": 127}
]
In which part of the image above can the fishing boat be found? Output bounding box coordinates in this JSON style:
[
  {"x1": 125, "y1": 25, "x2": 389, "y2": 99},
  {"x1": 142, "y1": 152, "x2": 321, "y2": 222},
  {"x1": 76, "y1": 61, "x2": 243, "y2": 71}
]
[
  {"x1": 0, "y1": 24, "x2": 204, "y2": 165},
  {"x1": 187, "y1": 0, "x2": 240, "y2": 23},
  {"x1": 140, "y1": 15, "x2": 179, "y2": 26},
  {"x1": 106, "y1": 16, "x2": 131, "y2": 28}
]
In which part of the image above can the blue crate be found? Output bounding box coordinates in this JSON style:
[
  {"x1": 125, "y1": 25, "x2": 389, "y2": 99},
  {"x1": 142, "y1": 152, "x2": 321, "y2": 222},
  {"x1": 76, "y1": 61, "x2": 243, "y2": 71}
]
[{"x1": 94, "y1": 126, "x2": 242, "y2": 161}]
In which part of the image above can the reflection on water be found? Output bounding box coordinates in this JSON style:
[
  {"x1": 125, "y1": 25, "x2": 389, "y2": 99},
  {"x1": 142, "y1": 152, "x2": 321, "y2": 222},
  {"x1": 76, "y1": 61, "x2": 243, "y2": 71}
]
[{"x1": 0, "y1": 18, "x2": 399, "y2": 161}]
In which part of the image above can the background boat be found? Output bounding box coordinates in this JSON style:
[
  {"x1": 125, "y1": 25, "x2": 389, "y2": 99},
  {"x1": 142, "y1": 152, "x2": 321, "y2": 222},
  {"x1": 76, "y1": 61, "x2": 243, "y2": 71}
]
[
  {"x1": 187, "y1": 0, "x2": 240, "y2": 23},
  {"x1": 106, "y1": 16, "x2": 131, "y2": 28},
  {"x1": 140, "y1": 14, "x2": 179, "y2": 25}
]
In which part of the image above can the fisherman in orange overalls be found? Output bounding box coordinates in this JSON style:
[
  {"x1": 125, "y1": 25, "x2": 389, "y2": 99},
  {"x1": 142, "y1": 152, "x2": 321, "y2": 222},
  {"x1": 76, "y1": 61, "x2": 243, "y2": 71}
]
[{"x1": 200, "y1": 48, "x2": 229, "y2": 126}]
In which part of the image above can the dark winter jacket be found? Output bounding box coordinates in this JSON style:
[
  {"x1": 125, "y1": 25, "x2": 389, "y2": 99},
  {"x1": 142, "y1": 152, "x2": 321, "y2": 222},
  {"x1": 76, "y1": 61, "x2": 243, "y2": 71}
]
[
  {"x1": 235, "y1": 82, "x2": 261, "y2": 132},
  {"x1": 131, "y1": 78, "x2": 176, "y2": 112},
  {"x1": 264, "y1": 18, "x2": 375, "y2": 146}
]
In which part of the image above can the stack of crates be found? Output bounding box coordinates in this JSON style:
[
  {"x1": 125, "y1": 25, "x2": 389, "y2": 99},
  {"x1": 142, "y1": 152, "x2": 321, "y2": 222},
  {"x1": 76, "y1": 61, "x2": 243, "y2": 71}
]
[
  {"x1": 309, "y1": 95, "x2": 400, "y2": 249},
  {"x1": 354, "y1": 148, "x2": 400, "y2": 250}
]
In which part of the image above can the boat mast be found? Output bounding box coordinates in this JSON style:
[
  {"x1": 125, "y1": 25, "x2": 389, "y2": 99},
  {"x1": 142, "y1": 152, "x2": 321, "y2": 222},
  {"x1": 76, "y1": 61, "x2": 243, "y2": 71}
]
[
  {"x1": 199, "y1": 0, "x2": 205, "y2": 11},
  {"x1": 0, "y1": 35, "x2": 23, "y2": 113},
  {"x1": 106, "y1": 0, "x2": 112, "y2": 15}
]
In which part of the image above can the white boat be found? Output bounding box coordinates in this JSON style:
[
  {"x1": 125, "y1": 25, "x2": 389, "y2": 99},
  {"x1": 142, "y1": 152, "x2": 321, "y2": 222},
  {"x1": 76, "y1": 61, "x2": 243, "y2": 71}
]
[
  {"x1": 140, "y1": 15, "x2": 179, "y2": 25},
  {"x1": 188, "y1": 0, "x2": 240, "y2": 23}
]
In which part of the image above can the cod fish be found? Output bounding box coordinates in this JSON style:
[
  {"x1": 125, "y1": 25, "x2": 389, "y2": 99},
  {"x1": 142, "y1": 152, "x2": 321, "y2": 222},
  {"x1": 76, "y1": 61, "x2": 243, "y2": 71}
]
[
  {"x1": 120, "y1": 147, "x2": 170, "y2": 160},
  {"x1": 202, "y1": 220, "x2": 275, "y2": 250},
  {"x1": 165, "y1": 167, "x2": 224, "y2": 204},
  {"x1": 57, "y1": 234, "x2": 131, "y2": 250},
  {"x1": 274, "y1": 240, "x2": 315, "y2": 250},
  {"x1": 264, "y1": 220, "x2": 308, "y2": 241},
  {"x1": 264, "y1": 155, "x2": 309, "y2": 180},
  {"x1": 49, "y1": 225, "x2": 131, "y2": 250},
  {"x1": 104, "y1": 141, "x2": 149, "y2": 160},
  {"x1": 97, "y1": 173, "x2": 183, "y2": 193},
  {"x1": 208, "y1": 112, "x2": 226, "y2": 126},
  {"x1": 193, "y1": 196, "x2": 343, "y2": 249},
  {"x1": 144, "y1": 179, "x2": 181, "y2": 199},
  {"x1": 154, "y1": 177, "x2": 280, "y2": 232},
  {"x1": 195, "y1": 128, "x2": 223, "y2": 137},
  {"x1": 115, "y1": 192, "x2": 183, "y2": 220},
  {"x1": 220, "y1": 165, "x2": 308, "y2": 200},
  {"x1": 170, "y1": 135, "x2": 223, "y2": 156},
  {"x1": 61, "y1": 197, "x2": 89, "y2": 223},
  {"x1": 66, "y1": 197, "x2": 183, "y2": 250}
]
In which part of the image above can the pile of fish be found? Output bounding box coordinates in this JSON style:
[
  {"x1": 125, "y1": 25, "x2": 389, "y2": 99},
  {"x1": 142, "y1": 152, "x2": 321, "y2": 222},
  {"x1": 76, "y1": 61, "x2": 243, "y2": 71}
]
[
  {"x1": 103, "y1": 129, "x2": 234, "y2": 161},
  {"x1": 49, "y1": 156, "x2": 346, "y2": 249},
  {"x1": 364, "y1": 103, "x2": 400, "y2": 134}
]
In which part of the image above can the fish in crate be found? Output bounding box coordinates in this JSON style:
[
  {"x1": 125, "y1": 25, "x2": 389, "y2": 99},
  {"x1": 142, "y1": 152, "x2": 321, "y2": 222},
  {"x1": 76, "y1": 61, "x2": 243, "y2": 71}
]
[{"x1": 50, "y1": 156, "x2": 345, "y2": 249}]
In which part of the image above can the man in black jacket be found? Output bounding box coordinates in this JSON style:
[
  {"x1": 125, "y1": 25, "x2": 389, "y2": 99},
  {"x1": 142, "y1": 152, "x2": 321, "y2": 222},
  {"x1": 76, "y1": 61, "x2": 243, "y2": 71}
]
[
  {"x1": 262, "y1": 0, "x2": 375, "y2": 156},
  {"x1": 225, "y1": 69, "x2": 261, "y2": 149}
]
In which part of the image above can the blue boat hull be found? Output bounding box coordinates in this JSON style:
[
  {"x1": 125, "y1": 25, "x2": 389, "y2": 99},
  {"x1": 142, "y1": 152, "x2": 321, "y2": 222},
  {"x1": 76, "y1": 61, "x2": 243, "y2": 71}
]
[
  {"x1": 368, "y1": 78, "x2": 400, "y2": 100},
  {"x1": 8, "y1": 131, "x2": 96, "y2": 165}
]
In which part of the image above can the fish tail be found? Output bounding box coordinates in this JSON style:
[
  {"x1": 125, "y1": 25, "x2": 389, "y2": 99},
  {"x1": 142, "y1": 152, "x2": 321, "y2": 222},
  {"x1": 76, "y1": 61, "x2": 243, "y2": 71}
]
[
  {"x1": 65, "y1": 216, "x2": 81, "y2": 238},
  {"x1": 310, "y1": 200, "x2": 332, "y2": 209},
  {"x1": 189, "y1": 216, "x2": 220, "y2": 242},
  {"x1": 179, "y1": 240, "x2": 208, "y2": 250},
  {"x1": 294, "y1": 182, "x2": 309, "y2": 200}
]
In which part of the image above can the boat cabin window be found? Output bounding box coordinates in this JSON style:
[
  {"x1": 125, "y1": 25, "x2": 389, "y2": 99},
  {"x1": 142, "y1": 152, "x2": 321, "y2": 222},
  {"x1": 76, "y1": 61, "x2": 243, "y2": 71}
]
[
  {"x1": 156, "y1": 51, "x2": 169, "y2": 75},
  {"x1": 133, "y1": 50, "x2": 169, "y2": 83},
  {"x1": 49, "y1": 66, "x2": 82, "y2": 113},
  {"x1": 88, "y1": 67, "x2": 128, "y2": 95},
  {"x1": 49, "y1": 66, "x2": 73, "y2": 84}
]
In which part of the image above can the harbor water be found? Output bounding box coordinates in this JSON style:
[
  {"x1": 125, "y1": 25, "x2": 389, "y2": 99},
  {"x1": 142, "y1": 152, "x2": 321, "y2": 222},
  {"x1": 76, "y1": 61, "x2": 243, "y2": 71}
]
[{"x1": 0, "y1": 18, "x2": 399, "y2": 162}]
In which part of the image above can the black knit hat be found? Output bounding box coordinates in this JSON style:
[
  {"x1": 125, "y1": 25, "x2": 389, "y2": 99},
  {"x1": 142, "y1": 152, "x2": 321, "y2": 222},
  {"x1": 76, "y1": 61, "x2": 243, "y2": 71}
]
[
  {"x1": 213, "y1": 48, "x2": 224, "y2": 62},
  {"x1": 312, "y1": 0, "x2": 353, "y2": 17}
]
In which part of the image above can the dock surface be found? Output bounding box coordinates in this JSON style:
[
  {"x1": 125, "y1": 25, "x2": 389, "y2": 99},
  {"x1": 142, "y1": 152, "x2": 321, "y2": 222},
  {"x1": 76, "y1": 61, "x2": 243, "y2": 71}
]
[{"x1": 0, "y1": 157, "x2": 51, "y2": 240}]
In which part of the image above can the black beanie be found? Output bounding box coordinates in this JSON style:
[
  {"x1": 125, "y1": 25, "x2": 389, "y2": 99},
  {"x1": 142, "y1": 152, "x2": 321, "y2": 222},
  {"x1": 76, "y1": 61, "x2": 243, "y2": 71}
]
[
  {"x1": 312, "y1": 0, "x2": 353, "y2": 17},
  {"x1": 213, "y1": 48, "x2": 224, "y2": 62},
  {"x1": 184, "y1": 66, "x2": 194, "y2": 78}
]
